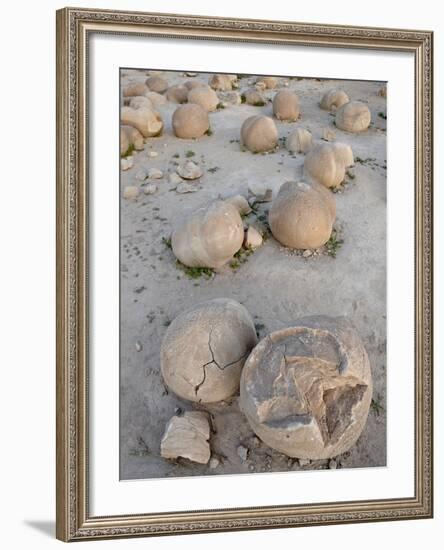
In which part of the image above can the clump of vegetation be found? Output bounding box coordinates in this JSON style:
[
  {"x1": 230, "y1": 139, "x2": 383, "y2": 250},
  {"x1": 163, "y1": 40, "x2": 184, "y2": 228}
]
[
  {"x1": 185, "y1": 150, "x2": 195, "y2": 158},
  {"x1": 216, "y1": 102, "x2": 226, "y2": 109},
  {"x1": 325, "y1": 229, "x2": 344, "y2": 258},
  {"x1": 240, "y1": 94, "x2": 247, "y2": 104},
  {"x1": 229, "y1": 247, "x2": 254, "y2": 270},
  {"x1": 121, "y1": 143, "x2": 135, "y2": 158},
  {"x1": 172, "y1": 153, "x2": 180, "y2": 158},
  {"x1": 370, "y1": 398, "x2": 385, "y2": 416},
  {"x1": 208, "y1": 166, "x2": 219, "y2": 173},
  {"x1": 176, "y1": 261, "x2": 215, "y2": 279},
  {"x1": 162, "y1": 236, "x2": 172, "y2": 249},
  {"x1": 346, "y1": 170, "x2": 355, "y2": 180},
  {"x1": 378, "y1": 111, "x2": 387, "y2": 120},
  {"x1": 205, "y1": 127, "x2": 213, "y2": 136}
]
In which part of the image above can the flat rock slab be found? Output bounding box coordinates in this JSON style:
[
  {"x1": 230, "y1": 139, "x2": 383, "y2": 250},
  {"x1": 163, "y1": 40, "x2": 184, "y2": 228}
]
[{"x1": 160, "y1": 411, "x2": 211, "y2": 464}]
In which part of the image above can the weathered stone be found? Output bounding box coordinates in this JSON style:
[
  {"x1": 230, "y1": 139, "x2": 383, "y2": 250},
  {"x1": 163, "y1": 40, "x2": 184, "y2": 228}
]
[
  {"x1": 166, "y1": 84, "x2": 188, "y2": 104},
  {"x1": 145, "y1": 75, "x2": 168, "y2": 94},
  {"x1": 121, "y1": 156, "x2": 134, "y2": 171},
  {"x1": 244, "y1": 226, "x2": 263, "y2": 249},
  {"x1": 241, "y1": 115, "x2": 278, "y2": 153},
  {"x1": 171, "y1": 200, "x2": 244, "y2": 268},
  {"x1": 209, "y1": 74, "x2": 233, "y2": 91},
  {"x1": 172, "y1": 104, "x2": 210, "y2": 139},
  {"x1": 177, "y1": 160, "x2": 202, "y2": 180},
  {"x1": 218, "y1": 91, "x2": 242, "y2": 106},
  {"x1": 161, "y1": 298, "x2": 258, "y2": 403},
  {"x1": 145, "y1": 91, "x2": 167, "y2": 107},
  {"x1": 184, "y1": 80, "x2": 206, "y2": 91},
  {"x1": 320, "y1": 88, "x2": 350, "y2": 111},
  {"x1": 209, "y1": 456, "x2": 220, "y2": 469},
  {"x1": 240, "y1": 316, "x2": 373, "y2": 459},
  {"x1": 143, "y1": 183, "x2": 158, "y2": 195},
  {"x1": 257, "y1": 76, "x2": 278, "y2": 89},
  {"x1": 169, "y1": 172, "x2": 183, "y2": 185},
  {"x1": 335, "y1": 101, "x2": 371, "y2": 132},
  {"x1": 123, "y1": 186, "x2": 139, "y2": 200},
  {"x1": 237, "y1": 445, "x2": 249, "y2": 462},
  {"x1": 128, "y1": 96, "x2": 153, "y2": 110},
  {"x1": 148, "y1": 168, "x2": 163, "y2": 179},
  {"x1": 175, "y1": 182, "x2": 197, "y2": 194},
  {"x1": 225, "y1": 195, "x2": 252, "y2": 216},
  {"x1": 269, "y1": 181, "x2": 335, "y2": 249},
  {"x1": 123, "y1": 82, "x2": 148, "y2": 97},
  {"x1": 147, "y1": 150, "x2": 158, "y2": 157},
  {"x1": 160, "y1": 411, "x2": 211, "y2": 464},
  {"x1": 243, "y1": 89, "x2": 265, "y2": 106},
  {"x1": 286, "y1": 128, "x2": 313, "y2": 154},
  {"x1": 121, "y1": 125, "x2": 144, "y2": 151},
  {"x1": 322, "y1": 128, "x2": 336, "y2": 142},
  {"x1": 273, "y1": 90, "x2": 300, "y2": 121},
  {"x1": 120, "y1": 126, "x2": 130, "y2": 156},
  {"x1": 304, "y1": 142, "x2": 354, "y2": 189},
  {"x1": 187, "y1": 85, "x2": 219, "y2": 112},
  {"x1": 248, "y1": 182, "x2": 273, "y2": 202},
  {"x1": 121, "y1": 106, "x2": 164, "y2": 138},
  {"x1": 135, "y1": 168, "x2": 148, "y2": 181}
]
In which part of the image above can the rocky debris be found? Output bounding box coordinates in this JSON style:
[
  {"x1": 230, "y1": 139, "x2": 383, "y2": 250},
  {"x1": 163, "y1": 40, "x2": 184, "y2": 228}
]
[
  {"x1": 218, "y1": 91, "x2": 241, "y2": 106},
  {"x1": 286, "y1": 128, "x2": 313, "y2": 154},
  {"x1": 320, "y1": 88, "x2": 350, "y2": 111},
  {"x1": 269, "y1": 181, "x2": 335, "y2": 249},
  {"x1": 121, "y1": 125, "x2": 145, "y2": 151},
  {"x1": 254, "y1": 81, "x2": 266, "y2": 92},
  {"x1": 128, "y1": 96, "x2": 153, "y2": 110},
  {"x1": 209, "y1": 74, "x2": 234, "y2": 91},
  {"x1": 241, "y1": 115, "x2": 278, "y2": 153},
  {"x1": 248, "y1": 182, "x2": 273, "y2": 203},
  {"x1": 122, "y1": 82, "x2": 148, "y2": 97},
  {"x1": 135, "y1": 341, "x2": 143, "y2": 352},
  {"x1": 145, "y1": 91, "x2": 167, "y2": 107},
  {"x1": 302, "y1": 249, "x2": 313, "y2": 258},
  {"x1": 148, "y1": 168, "x2": 163, "y2": 179},
  {"x1": 143, "y1": 183, "x2": 158, "y2": 195},
  {"x1": 239, "y1": 315, "x2": 373, "y2": 459},
  {"x1": 172, "y1": 103, "x2": 210, "y2": 139},
  {"x1": 322, "y1": 128, "x2": 337, "y2": 142},
  {"x1": 160, "y1": 411, "x2": 211, "y2": 464},
  {"x1": 161, "y1": 298, "x2": 258, "y2": 403},
  {"x1": 329, "y1": 459, "x2": 338, "y2": 469},
  {"x1": 243, "y1": 89, "x2": 265, "y2": 106},
  {"x1": 272, "y1": 90, "x2": 300, "y2": 121},
  {"x1": 185, "y1": 72, "x2": 198, "y2": 77},
  {"x1": 169, "y1": 172, "x2": 183, "y2": 185},
  {"x1": 145, "y1": 75, "x2": 168, "y2": 94},
  {"x1": 123, "y1": 186, "x2": 139, "y2": 200},
  {"x1": 121, "y1": 156, "x2": 134, "y2": 171},
  {"x1": 256, "y1": 76, "x2": 278, "y2": 89},
  {"x1": 166, "y1": 84, "x2": 189, "y2": 104},
  {"x1": 244, "y1": 226, "x2": 263, "y2": 249},
  {"x1": 135, "y1": 168, "x2": 148, "y2": 181},
  {"x1": 187, "y1": 84, "x2": 219, "y2": 112},
  {"x1": 225, "y1": 195, "x2": 252, "y2": 216},
  {"x1": 175, "y1": 182, "x2": 197, "y2": 194},
  {"x1": 237, "y1": 445, "x2": 249, "y2": 462},
  {"x1": 121, "y1": 106, "x2": 164, "y2": 138},
  {"x1": 335, "y1": 101, "x2": 371, "y2": 133},
  {"x1": 171, "y1": 200, "x2": 244, "y2": 268},
  {"x1": 177, "y1": 160, "x2": 203, "y2": 180},
  {"x1": 209, "y1": 456, "x2": 220, "y2": 469},
  {"x1": 304, "y1": 142, "x2": 354, "y2": 189}
]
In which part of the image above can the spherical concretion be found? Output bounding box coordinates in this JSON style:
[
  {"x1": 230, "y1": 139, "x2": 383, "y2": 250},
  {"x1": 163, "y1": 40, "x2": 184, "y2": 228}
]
[
  {"x1": 303, "y1": 142, "x2": 354, "y2": 189},
  {"x1": 172, "y1": 103, "x2": 210, "y2": 139},
  {"x1": 239, "y1": 315, "x2": 373, "y2": 459},
  {"x1": 121, "y1": 125, "x2": 144, "y2": 151},
  {"x1": 161, "y1": 298, "x2": 258, "y2": 403},
  {"x1": 120, "y1": 106, "x2": 164, "y2": 138},
  {"x1": 166, "y1": 85, "x2": 189, "y2": 104},
  {"x1": 269, "y1": 181, "x2": 336, "y2": 249},
  {"x1": 171, "y1": 199, "x2": 244, "y2": 268},
  {"x1": 257, "y1": 76, "x2": 278, "y2": 89},
  {"x1": 145, "y1": 75, "x2": 168, "y2": 94},
  {"x1": 240, "y1": 115, "x2": 279, "y2": 153},
  {"x1": 187, "y1": 85, "x2": 219, "y2": 112},
  {"x1": 208, "y1": 74, "x2": 233, "y2": 91},
  {"x1": 122, "y1": 82, "x2": 148, "y2": 97},
  {"x1": 320, "y1": 88, "x2": 350, "y2": 111},
  {"x1": 272, "y1": 90, "x2": 300, "y2": 121},
  {"x1": 286, "y1": 128, "x2": 313, "y2": 154},
  {"x1": 243, "y1": 89, "x2": 265, "y2": 106},
  {"x1": 145, "y1": 91, "x2": 167, "y2": 107},
  {"x1": 184, "y1": 80, "x2": 206, "y2": 91},
  {"x1": 128, "y1": 96, "x2": 153, "y2": 110},
  {"x1": 335, "y1": 101, "x2": 371, "y2": 132}
]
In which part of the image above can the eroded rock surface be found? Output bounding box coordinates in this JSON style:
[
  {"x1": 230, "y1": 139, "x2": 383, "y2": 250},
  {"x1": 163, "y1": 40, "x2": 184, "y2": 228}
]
[
  {"x1": 303, "y1": 142, "x2": 354, "y2": 189},
  {"x1": 160, "y1": 411, "x2": 211, "y2": 464},
  {"x1": 240, "y1": 316, "x2": 372, "y2": 459},
  {"x1": 161, "y1": 298, "x2": 258, "y2": 403},
  {"x1": 320, "y1": 88, "x2": 350, "y2": 111},
  {"x1": 335, "y1": 101, "x2": 371, "y2": 133},
  {"x1": 241, "y1": 115, "x2": 278, "y2": 153}
]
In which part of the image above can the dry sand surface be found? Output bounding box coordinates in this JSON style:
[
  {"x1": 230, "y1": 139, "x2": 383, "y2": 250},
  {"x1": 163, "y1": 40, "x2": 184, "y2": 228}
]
[{"x1": 119, "y1": 69, "x2": 387, "y2": 480}]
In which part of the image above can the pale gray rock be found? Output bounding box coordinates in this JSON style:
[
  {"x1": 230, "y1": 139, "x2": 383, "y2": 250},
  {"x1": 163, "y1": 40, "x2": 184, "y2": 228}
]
[
  {"x1": 160, "y1": 411, "x2": 211, "y2": 464},
  {"x1": 123, "y1": 186, "x2": 139, "y2": 200},
  {"x1": 248, "y1": 182, "x2": 273, "y2": 203},
  {"x1": 177, "y1": 160, "x2": 203, "y2": 180},
  {"x1": 148, "y1": 168, "x2": 163, "y2": 179},
  {"x1": 237, "y1": 445, "x2": 249, "y2": 462},
  {"x1": 244, "y1": 226, "x2": 263, "y2": 249},
  {"x1": 169, "y1": 172, "x2": 183, "y2": 185},
  {"x1": 143, "y1": 183, "x2": 158, "y2": 195},
  {"x1": 225, "y1": 194, "x2": 252, "y2": 216},
  {"x1": 175, "y1": 182, "x2": 197, "y2": 194}
]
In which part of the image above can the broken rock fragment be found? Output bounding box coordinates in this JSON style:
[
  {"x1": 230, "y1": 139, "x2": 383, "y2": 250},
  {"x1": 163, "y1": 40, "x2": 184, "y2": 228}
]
[
  {"x1": 161, "y1": 298, "x2": 258, "y2": 403},
  {"x1": 240, "y1": 315, "x2": 373, "y2": 459},
  {"x1": 177, "y1": 160, "x2": 203, "y2": 180},
  {"x1": 160, "y1": 411, "x2": 211, "y2": 464}
]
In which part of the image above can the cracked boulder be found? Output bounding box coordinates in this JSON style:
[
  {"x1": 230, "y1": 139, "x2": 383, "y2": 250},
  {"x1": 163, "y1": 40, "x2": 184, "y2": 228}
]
[
  {"x1": 161, "y1": 298, "x2": 258, "y2": 403},
  {"x1": 240, "y1": 315, "x2": 372, "y2": 459},
  {"x1": 171, "y1": 199, "x2": 244, "y2": 268},
  {"x1": 335, "y1": 101, "x2": 371, "y2": 133},
  {"x1": 269, "y1": 181, "x2": 336, "y2": 249},
  {"x1": 160, "y1": 411, "x2": 211, "y2": 464},
  {"x1": 121, "y1": 106, "x2": 164, "y2": 138},
  {"x1": 303, "y1": 142, "x2": 354, "y2": 189},
  {"x1": 320, "y1": 88, "x2": 350, "y2": 111},
  {"x1": 286, "y1": 128, "x2": 313, "y2": 154}
]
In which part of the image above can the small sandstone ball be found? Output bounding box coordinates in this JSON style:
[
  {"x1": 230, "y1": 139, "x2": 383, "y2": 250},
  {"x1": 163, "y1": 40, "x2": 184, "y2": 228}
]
[
  {"x1": 320, "y1": 88, "x2": 350, "y2": 111},
  {"x1": 241, "y1": 115, "x2": 278, "y2": 153},
  {"x1": 304, "y1": 142, "x2": 354, "y2": 189},
  {"x1": 145, "y1": 91, "x2": 167, "y2": 107},
  {"x1": 208, "y1": 74, "x2": 233, "y2": 91},
  {"x1": 121, "y1": 106, "x2": 163, "y2": 138},
  {"x1": 257, "y1": 76, "x2": 278, "y2": 89},
  {"x1": 120, "y1": 127, "x2": 130, "y2": 156},
  {"x1": 172, "y1": 199, "x2": 244, "y2": 268},
  {"x1": 184, "y1": 80, "x2": 206, "y2": 91},
  {"x1": 243, "y1": 89, "x2": 265, "y2": 106},
  {"x1": 128, "y1": 96, "x2": 153, "y2": 110},
  {"x1": 166, "y1": 85, "x2": 189, "y2": 104},
  {"x1": 273, "y1": 90, "x2": 300, "y2": 121},
  {"x1": 286, "y1": 128, "x2": 313, "y2": 154},
  {"x1": 121, "y1": 125, "x2": 144, "y2": 151},
  {"x1": 122, "y1": 82, "x2": 148, "y2": 97},
  {"x1": 269, "y1": 181, "x2": 336, "y2": 249},
  {"x1": 335, "y1": 101, "x2": 371, "y2": 132},
  {"x1": 187, "y1": 85, "x2": 219, "y2": 112},
  {"x1": 240, "y1": 315, "x2": 373, "y2": 459},
  {"x1": 145, "y1": 75, "x2": 168, "y2": 94},
  {"x1": 161, "y1": 298, "x2": 258, "y2": 403},
  {"x1": 172, "y1": 104, "x2": 210, "y2": 139}
]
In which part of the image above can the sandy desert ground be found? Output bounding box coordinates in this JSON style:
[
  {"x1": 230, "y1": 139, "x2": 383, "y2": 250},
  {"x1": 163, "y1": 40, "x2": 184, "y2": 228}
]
[{"x1": 119, "y1": 70, "x2": 387, "y2": 480}]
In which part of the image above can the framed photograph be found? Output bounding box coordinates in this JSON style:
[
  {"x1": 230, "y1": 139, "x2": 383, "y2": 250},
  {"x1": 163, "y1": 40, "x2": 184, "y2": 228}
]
[{"x1": 56, "y1": 7, "x2": 433, "y2": 542}]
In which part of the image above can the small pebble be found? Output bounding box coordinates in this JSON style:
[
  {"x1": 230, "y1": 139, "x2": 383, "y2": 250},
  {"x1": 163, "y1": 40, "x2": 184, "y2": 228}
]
[
  {"x1": 302, "y1": 249, "x2": 313, "y2": 258},
  {"x1": 135, "y1": 168, "x2": 148, "y2": 181},
  {"x1": 135, "y1": 341, "x2": 142, "y2": 352},
  {"x1": 147, "y1": 151, "x2": 158, "y2": 157},
  {"x1": 237, "y1": 445, "x2": 248, "y2": 462},
  {"x1": 244, "y1": 226, "x2": 263, "y2": 249},
  {"x1": 176, "y1": 182, "x2": 197, "y2": 194},
  {"x1": 121, "y1": 156, "x2": 134, "y2": 171},
  {"x1": 144, "y1": 183, "x2": 158, "y2": 195},
  {"x1": 148, "y1": 168, "x2": 163, "y2": 179},
  {"x1": 209, "y1": 457, "x2": 220, "y2": 469},
  {"x1": 177, "y1": 160, "x2": 203, "y2": 180},
  {"x1": 123, "y1": 186, "x2": 139, "y2": 200},
  {"x1": 329, "y1": 459, "x2": 337, "y2": 469},
  {"x1": 169, "y1": 172, "x2": 182, "y2": 185}
]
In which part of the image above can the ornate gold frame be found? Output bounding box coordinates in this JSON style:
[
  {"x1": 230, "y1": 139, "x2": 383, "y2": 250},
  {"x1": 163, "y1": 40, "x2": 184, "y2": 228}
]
[{"x1": 56, "y1": 7, "x2": 433, "y2": 542}]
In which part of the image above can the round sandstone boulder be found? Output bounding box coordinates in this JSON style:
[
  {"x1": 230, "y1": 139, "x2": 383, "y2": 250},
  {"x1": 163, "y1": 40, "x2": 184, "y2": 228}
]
[
  {"x1": 273, "y1": 90, "x2": 300, "y2": 121},
  {"x1": 243, "y1": 89, "x2": 265, "y2": 106},
  {"x1": 240, "y1": 115, "x2": 278, "y2": 153},
  {"x1": 166, "y1": 85, "x2": 189, "y2": 104},
  {"x1": 240, "y1": 315, "x2": 373, "y2": 459},
  {"x1": 320, "y1": 88, "x2": 350, "y2": 111},
  {"x1": 172, "y1": 103, "x2": 210, "y2": 139},
  {"x1": 335, "y1": 101, "x2": 371, "y2": 132},
  {"x1": 145, "y1": 75, "x2": 168, "y2": 94},
  {"x1": 208, "y1": 74, "x2": 233, "y2": 91},
  {"x1": 121, "y1": 106, "x2": 163, "y2": 138},
  {"x1": 122, "y1": 82, "x2": 148, "y2": 98},
  {"x1": 286, "y1": 128, "x2": 313, "y2": 154},
  {"x1": 303, "y1": 142, "x2": 354, "y2": 189},
  {"x1": 161, "y1": 298, "x2": 258, "y2": 403},
  {"x1": 187, "y1": 84, "x2": 219, "y2": 112},
  {"x1": 121, "y1": 125, "x2": 144, "y2": 151}
]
